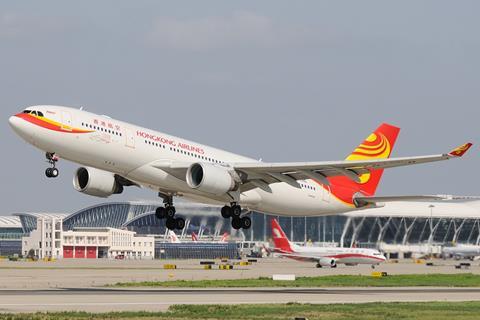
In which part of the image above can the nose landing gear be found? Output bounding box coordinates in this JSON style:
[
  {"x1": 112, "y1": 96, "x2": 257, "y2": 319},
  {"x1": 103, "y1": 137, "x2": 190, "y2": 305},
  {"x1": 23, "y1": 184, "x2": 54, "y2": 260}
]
[
  {"x1": 221, "y1": 203, "x2": 251, "y2": 230},
  {"x1": 45, "y1": 152, "x2": 59, "y2": 178}
]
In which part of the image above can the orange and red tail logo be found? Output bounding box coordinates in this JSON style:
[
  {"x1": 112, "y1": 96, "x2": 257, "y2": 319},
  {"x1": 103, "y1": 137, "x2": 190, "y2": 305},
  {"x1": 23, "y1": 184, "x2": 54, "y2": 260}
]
[
  {"x1": 325, "y1": 123, "x2": 400, "y2": 205},
  {"x1": 448, "y1": 143, "x2": 473, "y2": 157}
]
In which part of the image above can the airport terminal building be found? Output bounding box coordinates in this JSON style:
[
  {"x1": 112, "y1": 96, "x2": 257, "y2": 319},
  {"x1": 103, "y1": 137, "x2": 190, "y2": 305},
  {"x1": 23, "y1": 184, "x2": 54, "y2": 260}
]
[{"x1": 1, "y1": 198, "x2": 480, "y2": 258}]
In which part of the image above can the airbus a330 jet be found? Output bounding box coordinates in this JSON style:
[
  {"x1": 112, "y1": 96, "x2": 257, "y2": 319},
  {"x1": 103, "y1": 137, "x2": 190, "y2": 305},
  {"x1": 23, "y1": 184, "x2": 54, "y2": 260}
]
[{"x1": 9, "y1": 105, "x2": 472, "y2": 231}]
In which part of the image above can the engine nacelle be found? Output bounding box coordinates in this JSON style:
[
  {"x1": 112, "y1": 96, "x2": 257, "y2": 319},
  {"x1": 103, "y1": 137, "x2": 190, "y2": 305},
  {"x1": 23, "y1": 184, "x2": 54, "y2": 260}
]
[
  {"x1": 318, "y1": 257, "x2": 337, "y2": 268},
  {"x1": 186, "y1": 163, "x2": 236, "y2": 195},
  {"x1": 73, "y1": 167, "x2": 123, "y2": 198}
]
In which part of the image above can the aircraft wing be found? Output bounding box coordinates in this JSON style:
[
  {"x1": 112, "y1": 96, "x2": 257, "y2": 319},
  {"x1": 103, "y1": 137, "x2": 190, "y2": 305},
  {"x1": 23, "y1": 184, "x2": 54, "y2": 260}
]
[
  {"x1": 233, "y1": 143, "x2": 472, "y2": 192},
  {"x1": 149, "y1": 143, "x2": 472, "y2": 194},
  {"x1": 150, "y1": 160, "x2": 192, "y2": 181}
]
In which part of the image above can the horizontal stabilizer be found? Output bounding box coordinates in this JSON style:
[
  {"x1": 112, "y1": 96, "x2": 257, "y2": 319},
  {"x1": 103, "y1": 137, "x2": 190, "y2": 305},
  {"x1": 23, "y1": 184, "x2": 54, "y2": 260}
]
[{"x1": 353, "y1": 195, "x2": 447, "y2": 208}]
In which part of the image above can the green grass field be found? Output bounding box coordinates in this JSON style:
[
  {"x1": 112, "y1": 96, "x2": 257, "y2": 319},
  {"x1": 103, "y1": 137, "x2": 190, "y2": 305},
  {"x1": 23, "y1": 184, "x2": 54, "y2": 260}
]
[
  {"x1": 1, "y1": 302, "x2": 480, "y2": 319},
  {"x1": 112, "y1": 273, "x2": 480, "y2": 288}
]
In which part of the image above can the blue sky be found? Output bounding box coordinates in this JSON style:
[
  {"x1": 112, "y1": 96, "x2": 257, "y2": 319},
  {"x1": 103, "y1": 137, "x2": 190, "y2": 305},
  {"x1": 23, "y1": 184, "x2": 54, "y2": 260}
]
[{"x1": 1, "y1": 1, "x2": 478, "y2": 213}]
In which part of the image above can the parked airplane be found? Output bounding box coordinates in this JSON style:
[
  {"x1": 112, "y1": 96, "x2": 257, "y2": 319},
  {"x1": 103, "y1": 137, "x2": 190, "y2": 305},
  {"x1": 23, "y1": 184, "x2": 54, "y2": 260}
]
[
  {"x1": 442, "y1": 244, "x2": 480, "y2": 260},
  {"x1": 9, "y1": 106, "x2": 472, "y2": 231},
  {"x1": 192, "y1": 231, "x2": 229, "y2": 243},
  {"x1": 167, "y1": 230, "x2": 181, "y2": 243},
  {"x1": 271, "y1": 219, "x2": 386, "y2": 268}
]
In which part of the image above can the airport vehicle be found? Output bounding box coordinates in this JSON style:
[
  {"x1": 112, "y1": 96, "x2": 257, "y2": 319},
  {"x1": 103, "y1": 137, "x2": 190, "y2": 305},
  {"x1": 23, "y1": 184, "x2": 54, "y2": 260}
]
[
  {"x1": 271, "y1": 219, "x2": 386, "y2": 268},
  {"x1": 442, "y1": 244, "x2": 480, "y2": 260},
  {"x1": 9, "y1": 106, "x2": 472, "y2": 231}
]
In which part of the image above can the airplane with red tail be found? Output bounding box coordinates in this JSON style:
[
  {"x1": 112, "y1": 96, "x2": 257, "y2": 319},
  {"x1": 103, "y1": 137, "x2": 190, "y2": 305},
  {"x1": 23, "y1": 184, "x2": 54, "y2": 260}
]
[
  {"x1": 271, "y1": 218, "x2": 386, "y2": 268},
  {"x1": 9, "y1": 106, "x2": 472, "y2": 231},
  {"x1": 192, "y1": 231, "x2": 229, "y2": 243}
]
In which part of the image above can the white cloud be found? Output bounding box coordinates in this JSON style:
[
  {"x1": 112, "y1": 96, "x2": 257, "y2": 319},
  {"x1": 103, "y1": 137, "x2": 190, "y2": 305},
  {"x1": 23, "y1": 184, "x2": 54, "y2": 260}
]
[{"x1": 146, "y1": 12, "x2": 305, "y2": 51}]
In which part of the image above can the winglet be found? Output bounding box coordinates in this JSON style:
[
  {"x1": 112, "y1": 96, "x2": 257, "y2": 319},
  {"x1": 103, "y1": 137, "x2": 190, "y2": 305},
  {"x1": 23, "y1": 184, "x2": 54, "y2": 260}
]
[{"x1": 448, "y1": 143, "x2": 473, "y2": 157}]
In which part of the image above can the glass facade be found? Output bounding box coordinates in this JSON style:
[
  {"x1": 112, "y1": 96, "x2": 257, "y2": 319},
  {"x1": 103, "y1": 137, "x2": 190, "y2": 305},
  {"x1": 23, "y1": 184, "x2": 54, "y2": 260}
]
[
  {"x1": 0, "y1": 240, "x2": 22, "y2": 256},
  {"x1": 155, "y1": 242, "x2": 239, "y2": 259},
  {"x1": 341, "y1": 216, "x2": 480, "y2": 247},
  {"x1": 11, "y1": 202, "x2": 480, "y2": 250},
  {"x1": 63, "y1": 202, "x2": 157, "y2": 229}
]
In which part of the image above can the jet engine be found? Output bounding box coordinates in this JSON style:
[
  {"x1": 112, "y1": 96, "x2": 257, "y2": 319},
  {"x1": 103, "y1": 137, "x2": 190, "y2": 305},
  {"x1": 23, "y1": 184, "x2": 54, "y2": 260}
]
[
  {"x1": 186, "y1": 163, "x2": 237, "y2": 195},
  {"x1": 73, "y1": 167, "x2": 123, "y2": 198},
  {"x1": 317, "y1": 257, "x2": 337, "y2": 268}
]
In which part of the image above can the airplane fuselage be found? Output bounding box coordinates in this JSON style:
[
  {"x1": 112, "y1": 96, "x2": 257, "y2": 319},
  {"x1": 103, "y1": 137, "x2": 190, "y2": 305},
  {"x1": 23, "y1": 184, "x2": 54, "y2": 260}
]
[
  {"x1": 9, "y1": 105, "x2": 348, "y2": 216},
  {"x1": 278, "y1": 245, "x2": 386, "y2": 266}
]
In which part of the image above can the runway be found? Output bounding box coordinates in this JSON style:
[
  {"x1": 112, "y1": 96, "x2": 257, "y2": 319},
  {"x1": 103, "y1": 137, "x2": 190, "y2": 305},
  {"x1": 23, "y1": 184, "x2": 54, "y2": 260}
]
[{"x1": 1, "y1": 287, "x2": 480, "y2": 313}]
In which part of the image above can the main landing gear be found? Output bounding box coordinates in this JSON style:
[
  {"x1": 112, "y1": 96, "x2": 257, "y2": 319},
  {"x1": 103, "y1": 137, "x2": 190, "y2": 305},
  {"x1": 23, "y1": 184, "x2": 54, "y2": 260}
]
[
  {"x1": 45, "y1": 152, "x2": 59, "y2": 178},
  {"x1": 221, "y1": 203, "x2": 251, "y2": 230},
  {"x1": 155, "y1": 194, "x2": 185, "y2": 230}
]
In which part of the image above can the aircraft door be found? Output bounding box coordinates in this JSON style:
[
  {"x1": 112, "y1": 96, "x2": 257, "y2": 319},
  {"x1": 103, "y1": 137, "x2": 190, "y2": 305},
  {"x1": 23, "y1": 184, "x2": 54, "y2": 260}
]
[
  {"x1": 125, "y1": 128, "x2": 135, "y2": 148},
  {"x1": 61, "y1": 111, "x2": 73, "y2": 131}
]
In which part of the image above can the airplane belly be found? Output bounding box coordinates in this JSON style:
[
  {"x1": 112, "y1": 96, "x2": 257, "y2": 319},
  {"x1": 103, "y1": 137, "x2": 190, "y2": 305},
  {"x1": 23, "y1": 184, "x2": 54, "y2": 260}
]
[
  {"x1": 126, "y1": 164, "x2": 233, "y2": 204},
  {"x1": 253, "y1": 183, "x2": 350, "y2": 217}
]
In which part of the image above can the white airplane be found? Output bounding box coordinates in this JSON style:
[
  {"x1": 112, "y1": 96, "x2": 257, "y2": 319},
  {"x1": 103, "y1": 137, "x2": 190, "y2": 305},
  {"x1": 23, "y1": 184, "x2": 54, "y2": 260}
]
[
  {"x1": 271, "y1": 219, "x2": 386, "y2": 268},
  {"x1": 167, "y1": 230, "x2": 181, "y2": 243},
  {"x1": 192, "y1": 231, "x2": 229, "y2": 243},
  {"x1": 9, "y1": 105, "x2": 472, "y2": 231},
  {"x1": 442, "y1": 244, "x2": 480, "y2": 260}
]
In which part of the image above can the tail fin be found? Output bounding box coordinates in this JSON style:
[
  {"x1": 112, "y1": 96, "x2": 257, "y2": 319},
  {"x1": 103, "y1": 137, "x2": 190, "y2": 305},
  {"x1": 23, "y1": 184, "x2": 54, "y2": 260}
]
[
  {"x1": 345, "y1": 123, "x2": 400, "y2": 196},
  {"x1": 271, "y1": 219, "x2": 294, "y2": 253},
  {"x1": 220, "y1": 232, "x2": 229, "y2": 243},
  {"x1": 191, "y1": 232, "x2": 198, "y2": 242},
  {"x1": 168, "y1": 230, "x2": 181, "y2": 243}
]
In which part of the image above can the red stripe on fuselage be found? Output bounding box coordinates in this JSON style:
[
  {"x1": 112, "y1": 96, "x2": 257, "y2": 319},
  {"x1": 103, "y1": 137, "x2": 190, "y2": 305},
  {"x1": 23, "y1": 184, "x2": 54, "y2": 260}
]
[
  {"x1": 326, "y1": 253, "x2": 385, "y2": 262},
  {"x1": 15, "y1": 113, "x2": 93, "y2": 134}
]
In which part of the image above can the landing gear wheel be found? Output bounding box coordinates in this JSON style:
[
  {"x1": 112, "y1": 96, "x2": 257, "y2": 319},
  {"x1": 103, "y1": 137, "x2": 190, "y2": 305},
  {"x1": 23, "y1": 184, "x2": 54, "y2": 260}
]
[
  {"x1": 174, "y1": 217, "x2": 185, "y2": 230},
  {"x1": 240, "y1": 216, "x2": 251, "y2": 229},
  {"x1": 166, "y1": 218, "x2": 176, "y2": 230},
  {"x1": 231, "y1": 205, "x2": 242, "y2": 217},
  {"x1": 51, "y1": 168, "x2": 59, "y2": 178},
  {"x1": 231, "y1": 217, "x2": 242, "y2": 230},
  {"x1": 316, "y1": 263, "x2": 322, "y2": 268},
  {"x1": 155, "y1": 207, "x2": 166, "y2": 219},
  {"x1": 166, "y1": 206, "x2": 176, "y2": 218},
  {"x1": 221, "y1": 206, "x2": 232, "y2": 218},
  {"x1": 45, "y1": 152, "x2": 59, "y2": 178}
]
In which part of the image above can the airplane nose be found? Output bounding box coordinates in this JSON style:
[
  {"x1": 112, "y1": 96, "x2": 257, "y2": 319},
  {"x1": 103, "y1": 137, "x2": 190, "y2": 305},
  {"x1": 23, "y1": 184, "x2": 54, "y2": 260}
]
[{"x1": 8, "y1": 115, "x2": 19, "y2": 129}]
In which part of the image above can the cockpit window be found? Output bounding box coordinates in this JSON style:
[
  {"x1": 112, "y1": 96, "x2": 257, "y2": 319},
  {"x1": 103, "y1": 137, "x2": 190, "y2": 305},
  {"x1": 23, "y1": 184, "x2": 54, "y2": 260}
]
[
  {"x1": 37, "y1": 111, "x2": 44, "y2": 117},
  {"x1": 31, "y1": 111, "x2": 38, "y2": 116},
  {"x1": 23, "y1": 110, "x2": 31, "y2": 114}
]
